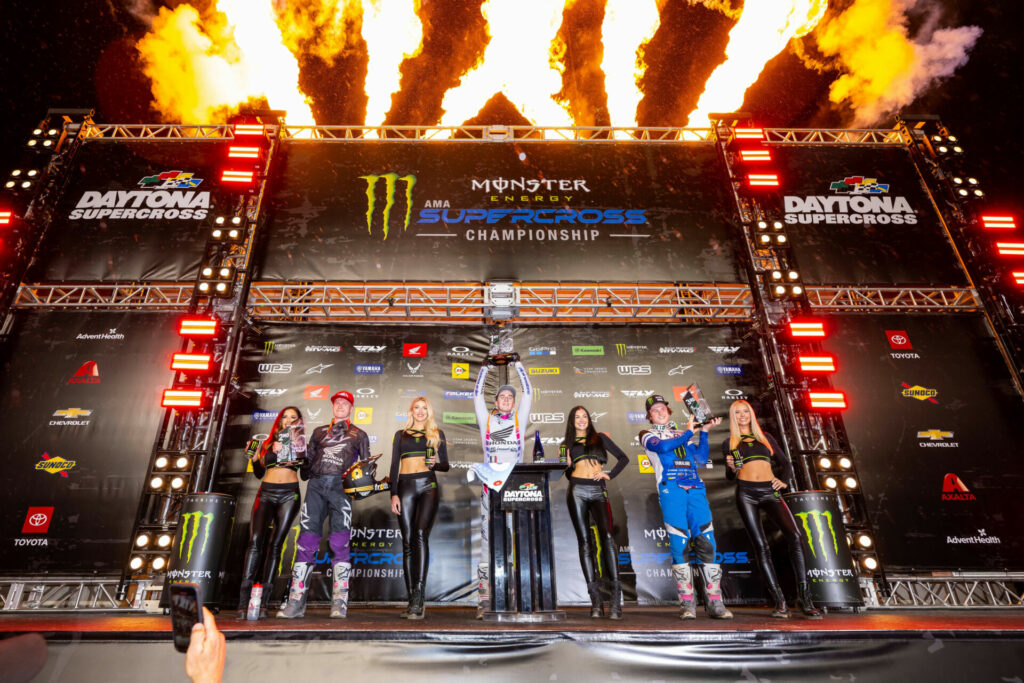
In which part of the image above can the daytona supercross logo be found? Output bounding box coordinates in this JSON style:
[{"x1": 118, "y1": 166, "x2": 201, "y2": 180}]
[
  {"x1": 359, "y1": 173, "x2": 416, "y2": 240},
  {"x1": 70, "y1": 170, "x2": 210, "y2": 221},
  {"x1": 784, "y1": 175, "x2": 917, "y2": 226}
]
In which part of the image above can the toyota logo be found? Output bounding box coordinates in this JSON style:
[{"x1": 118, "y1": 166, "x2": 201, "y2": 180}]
[
  {"x1": 890, "y1": 334, "x2": 908, "y2": 345},
  {"x1": 28, "y1": 513, "x2": 48, "y2": 527}
]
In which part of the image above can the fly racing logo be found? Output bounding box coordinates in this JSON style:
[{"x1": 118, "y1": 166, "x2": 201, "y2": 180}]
[
  {"x1": 617, "y1": 365, "x2": 651, "y2": 376},
  {"x1": 353, "y1": 345, "x2": 386, "y2": 352},
  {"x1": 707, "y1": 346, "x2": 740, "y2": 354},
  {"x1": 668, "y1": 364, "x2": 693, "y2": 376},
  {"x1": 138, "y1": 170, "x2": 203, "y2": 189},
  {"x1": 829, "y1": 175, "x2": 890, "y2": 195},
  {"x1": 359, "y1": 173, "x2": 417, "y2": 239},
  {"x1": 254, "y1": 388, "x2": 287, "y2": 397},
  {"x1": 620, "y1": 390, "x2": 652, "y2": 399}
]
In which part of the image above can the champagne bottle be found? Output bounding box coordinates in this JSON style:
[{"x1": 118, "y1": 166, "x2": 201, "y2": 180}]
[{"x1": 532, "y1": 430, "x2": 545, "y2": 462}]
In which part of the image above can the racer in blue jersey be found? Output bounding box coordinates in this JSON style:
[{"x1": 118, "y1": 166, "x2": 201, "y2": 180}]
[{"x1": 639, "y1": 394, "x2": 732, "y2": 620}]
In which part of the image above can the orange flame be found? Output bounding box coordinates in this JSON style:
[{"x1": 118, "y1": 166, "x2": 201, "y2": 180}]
[
  {"x1": 687, "y1": 1, "x2": 828, "y2": 125},
  {"x1": 363, "y1": 0, "x2": 423, "y2": 128},
  {"x1": 601, "y1": 0, "x2": 660, "y2": 130}
]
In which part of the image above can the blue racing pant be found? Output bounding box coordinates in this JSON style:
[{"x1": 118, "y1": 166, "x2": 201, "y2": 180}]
[{"x1": 658, "y1": 483, "x2": 716, "y2": 564}]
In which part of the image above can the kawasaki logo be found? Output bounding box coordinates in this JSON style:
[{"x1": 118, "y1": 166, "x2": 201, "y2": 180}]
[
  {"x1": 178, "y1": 511, "x2": 215, "y2": 563},
  {"x1": 572, "y1": 345, "x2": 604, "y2": 356},
  {"x1": 359, "y1": 173, "x2": 416, "y2": 239},
  {"x1": 443, "y1": 412, "x2": 476, "y2": 424},
  {"x1": 829, "y1": 175, "x2": 889, "y2": 195},
  {"x1": 795, "y1": 509, "x2": 838, "y2": 560}
]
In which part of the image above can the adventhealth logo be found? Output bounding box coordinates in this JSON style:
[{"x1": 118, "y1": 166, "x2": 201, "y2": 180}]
[{"x1": 359, "y1": 173, "x2": 416, "y2": 239}]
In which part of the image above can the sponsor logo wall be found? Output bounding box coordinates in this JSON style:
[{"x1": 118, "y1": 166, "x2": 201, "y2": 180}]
[
  {"x1": 0, "y1": 311, "x2": 179, "y2": 572},
  {"x1": 829, "y1": 314, "x2": 1024, "y2": 570},
  {"x1": 773, "y1": 146, "x2": 967, "y2": 286},
  {"x1": 229, "y1": 324, "x2": 766, "y2": 604},
  {"x1": 258, "y1": 141, "x2": 741, "y2": 282},
  {"x1": 35, "y1": 140, "x2": 227, "y2": 282}
]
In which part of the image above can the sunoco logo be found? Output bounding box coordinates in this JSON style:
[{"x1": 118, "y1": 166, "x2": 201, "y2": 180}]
[
  {"x1": 179, "y1": 511, "x2": 214, "y2": 563},
  {"x1": 901, "y1": 382, "x2": 938, "y2": 403},
  {"x1": 70, "y1": 171, "x2": 210, "y2": 221},
  {"x1": 784, "y1": 175, "x2": 917, "y2": 226},
  {"x1": 359, "y1": 173, "x2": 416, "y2": 239},
  {"x1": 36, "y1": 453, "x2": 76, "y2": 478},
  {"x1": 794, "y1": 509, "x2": 838, "y2": 560}
]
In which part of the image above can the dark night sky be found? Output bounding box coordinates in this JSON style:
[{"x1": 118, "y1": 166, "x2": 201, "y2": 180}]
[{"x1": 0, "y1": 1, "x2": 1021, "y2": 205}]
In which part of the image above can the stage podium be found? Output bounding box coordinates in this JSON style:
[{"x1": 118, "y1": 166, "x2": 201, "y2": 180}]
[{"x1": 483, "y1": 461, "x2": 566, "y2": 622}]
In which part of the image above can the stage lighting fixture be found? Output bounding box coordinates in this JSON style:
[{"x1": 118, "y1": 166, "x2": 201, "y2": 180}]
[
  {"x1": 981, "y1": 215, "x2": 1016, "y2": 230},
  {"x1": 773, "y1": 284, "x2": 787, "y2": 297},
  {"x1": 809, "y1": 391, "x2": 847, "y2": 409},
  {"x1": 790, "y1": 285, "x2": 803, "y2": 296},
  {"x1": 775, "y1": 234, "x2": 788, "y2": 244},
  {"x1": 734, "y1": 128, "x2": 764, "y2": 140},
  {"x1": 161, "y1": 389, "x2": 204, "y2": 409},
  {"x1": 936, "y1": 145, "x2": 949, "y2": 154},
  {"x1": 824, "y1": 476, "x2": 838, "y2": 490},
  {"x1": 233, "y1": 122, "x2": 266, "y2": 136},
  {"x1": 4, "y1": 181, "x2": 13, "y2": 189},
  {"x1": 996, "y1": 242, "x2": 1024, "y2": 256},
  {"x1": 839, "y1": 456, "x2": 852, "y2": 470},
  {"x1": 757, "y1": 220, "x2": 768, "y2": 230},
  {"x1": 799, "y1": 355, "x2": 836, "y2": 373},
  {"x1": 32, "y1": 128, "x2": 42, "y2": 136},
  {"x1": 817, "y1": 456, "x2": 833, "y2": 470},
  {"x1": 221, "y1": 169, "x2": 256, "y2": 185},
  {"x1": 151, "y1": 556, "x2": 167, "y2": 571},
  {"x1": 129, "y1": 556, "x2": 144, "y2": 571},
  {"x1": 1011, "y1": 272, "x2": 1024, "y2": 285},
  {"x1": 175, "y1": 456, "x2": 190, "y2": 469},
  {"x1": 738, "y1": 148, "x2": 772, "y2": 162},
  {"x1": 150, "y1": 476, "x2": 165, "y2": 490},
  {"x1": 227, "y1": 145, "x2": 261, "y2": 159},
  {"x1": 231, "y1": 216, "x2": 242, "y2": 225},
  {"x1": 154, "y1": 456, "x2": 169, "y2": 469},
  {"x1": 484, "y1": 280, "x2": 520, "y2": 320},
  {"x1": 746, "y1": 173, "x2": 780, "y2": 188},
  {"x1": 788, "y1": 320, "x2": 826, "y2": 338},
  {"x1": 759, "y1": 234, "x2": 771, "y2": 245},
  {"x1": 771, "y1": 270, "x2": 783, "y2": 280},
  {"x1": 952, "y1": 145, "x2": 964, "y2": 155},
  {"x1": 171, "y1": 353, "x2": 213, "y2": 372},
  {"x1": 952, "y1": 176, "x2": 963, "y2": 185},
  {"x1": 862, "y1": 556, "x2": 878, "y2": 571},
  {"x1": 972, "y1": 188, "x2": 985, "y2": 198},
  {"x1": 197, "y1": 266, "x2": 236, "y2": 299},
  {"x1": 772, "y1": 221, "x2": 783, "y2": 230},
  {"x1": 0, "y1": 210, "x2": 12, "y2": 226},
  {"x1": 136, "y1": 534, "x2": 150, "y2": 548},
  {"x1": 157, "y1": 534, "x2": 173, "y2": 548},
  {"x1": 179, "y1": 317, "x2": 219, "y2": 337},
  {"x1": 857, "y1": 534, "x2": 873, "y2": 548},
  {"x1": 170, "y1": 476, "x2": 185, "y2": 490},
  {"x1": 843, "y1": 475, "x2": 859, "y2": 490},
  {"x1": 967, "y1": 177, "x2": 979, "y2": 185},
  {"x1": 788, "y1": 270, "x2": 799, "y2": 280}
]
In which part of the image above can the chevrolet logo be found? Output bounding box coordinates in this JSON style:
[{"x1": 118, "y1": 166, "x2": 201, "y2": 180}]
[
  {"x1": 53, "y1": 408, "x2": 92, "y2": 418},
  {"x1": 917, "y1": 429, "x2": 953, "y2": 441}
]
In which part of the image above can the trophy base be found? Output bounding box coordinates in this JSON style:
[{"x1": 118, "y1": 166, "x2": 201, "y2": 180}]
[{"x1": 482, "y1": 609, "x2": 566, "y2": 623}]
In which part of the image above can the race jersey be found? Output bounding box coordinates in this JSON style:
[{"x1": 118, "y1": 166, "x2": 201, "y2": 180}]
[
  {"x1": 473, "y1": 362, "x2": 532, "y2": 465},
  {"x1": 639, "y1": 422, "x2": 709, "y2": 489},
  {"x1": 303, "y1": 419, "x2": 371, "y2": 478}
]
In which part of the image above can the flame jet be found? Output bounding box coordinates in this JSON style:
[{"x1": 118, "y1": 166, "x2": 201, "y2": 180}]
[
  {"x1": 438, "y1": 0, "x2": 573, "y2": 130},
  {"x1": 601, "y1": 0, "x2": 660, "y2": 131},
  {"x1": 686, "y1": 0, "x2": 828, "y2": 126},
  {"x1": 362, "y1": 0, "x2": 423, "y2": 129}
]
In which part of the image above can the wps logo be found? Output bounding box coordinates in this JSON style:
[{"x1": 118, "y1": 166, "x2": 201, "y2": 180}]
[
  {"x1": 139, "y1": 170, "x2": 203, "y2": 189},
  {"x1": 901, "y1": 382, "x2": 938, "y2": 403},
  {"x1": 68, "y1": 361, "x2": 100, "y2": 384},
  {"x1": 179, "y1": 511, "x2": 214, "y2": 563},
  {"x1": 886, "y1": 330, "x2": 912, "y2": 349},
  {"x1": 794, "y1": 510, "x2": 839, "y2": 560},
  {"x1": 258, "y1": 363, "x2": 292, "y2": 374},
  {"x1": 942, "y1": 473, "x2": 976, "y2": 501},
  {"x1": 829, "y1": 175, "x2": 889, "y2": 195},
  {"x1": 22, "y1": 507, "x2": 54, "y2": 533},
  {"x1": 530, "y1": 412, "x2": 565, "y2": 424},
  {"x1": 359, "y1": 173, "x2": 417, "y2": 239},
  {"x1": 403, "y1": 343, "x2": 427, "y2": 357},
  {"x1": 617, "y1": 365, "x2": 651, "y2": 376}
]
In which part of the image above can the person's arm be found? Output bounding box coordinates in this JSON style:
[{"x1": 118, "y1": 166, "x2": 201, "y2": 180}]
[
  {"x1": 722, "y1": 438, "x2": 738, "y2": 481},
  {"x1": 691, "y1": 430, "x2": 711, "y2": 465},
  {"x1": 514, "y1": 361, "x2": 532, "y2": 428},
  {"x1": 251, "y1": 456, "x2": 267, "y2": 480},
  {"x1": 185, "y1": 607, "x2": 225, "y2": 683},
  {"x1": 473, "y1": 363, "x2": 491, "y2": 428},
  {"x1": 599, "y1": 433, "x2": 630, "y2": 480},
  {"x1": 766, "y1": 432, "x2": 795, "y2": 485},
  {"x1": 389, "y1": 430, "x2": 402, "y2": 494},
  {"x1": 358, "y1": 428, "x2": 372, "y2": 462},
  {"x1": 300, "y1": 427, "x2": 318, "y2": 481},
  {"x1": 432, "y1": 430, "x2": 450, "y2": 472},
  {"x1": 641, "y1": 429, "x2": 694, "y2": 454}
]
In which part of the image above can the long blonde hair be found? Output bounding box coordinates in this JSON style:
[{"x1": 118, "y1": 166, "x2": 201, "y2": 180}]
[
  {"x1": 728, "y1": 400, "x2": 773, "y2": 453},
  {"x1": 403, "y1": 396, "x2": 441, "y2": 450}
]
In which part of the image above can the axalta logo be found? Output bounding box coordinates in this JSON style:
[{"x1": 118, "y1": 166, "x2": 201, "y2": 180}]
[
  {"x1": 50, "y1": 407, "x2": 92, "y2": 426},
  {"x1": 784, "y1": 176, "x2": 916, "y2": 226},
  {"x1": 359, "y1": 173, "x2": 416, "y2": 239},
  {"x1": 573, "y1": 391, "x2": 610, "y2": 399},
  {"x1": 179, "y1": 510, "x2": 215, "y2": 563},
  {"x1": 67, "y1": 361, "x2": 100, "y2": 384},
  {"x1": 942, "y1": 473, "x2": 976, "y2": 501},
  {"x1": 353, "y1": 345, "x2": 386, "y2": 353},
  {"x1": 76, "y1": 328, "x2": 124, "y2": 341},
  {"x1": 620, "y1": 390, "x2": 652, "y2": 399},
  {"x1": 617, "y1": 365, "x2": 651, "y2": 376},
  {"x1": 258, "y1": 363, "x2": 292, "y2": 374},
  {"x1": 36, "y1": 453, "x2": 76, "y2": 478},
  {"x1": 572, "y1": 346, "x2": 604, "y2": 356},
  {"x1": 444, "y1": 390, "x2": 473, "y2": 400},
  {"x1": 442, "y1": 412, "x2": 476, "y2": 424},
  {"x1": 794, "y1": 509, "x2": 839, "y2": 560},
  {"x1": 471, "y1": 178, "x2": 591, "y2": 194},
  {"x1": 530, "y1": 412, "x2": 565, "y2": 424},
  {"x1": 305, "y1": 345, "x2": 342, "y2": 353},
  {"x1": 918, "y1": 429, "x2": 958, "y2": 447},
  {"x1": 901, "y1": 382, "x2": 938, "y2": 403},
  {"x1": 659, "y1": 347, "x2": 695, "y2": 354},
  {"x1": 947, "y1": 529, "x2": 1001, "y2": 544},
  {"x1": 529, "y1": 367, "x2": 560, "y2": 375},
  {"x1": 70, "y1": 171, "x2": 210, "y2": 221}
]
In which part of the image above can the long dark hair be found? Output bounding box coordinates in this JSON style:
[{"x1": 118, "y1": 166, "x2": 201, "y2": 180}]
[
  {"x1": 259, "y1": 405, "x2": 303, "y2": 460},
  {"x1": 561, "y1": 405, "x2": 605, "y2": 457}
]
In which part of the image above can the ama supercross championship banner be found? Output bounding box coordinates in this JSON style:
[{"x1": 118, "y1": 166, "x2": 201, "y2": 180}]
[
  {"x1": 223, "y1": 324, "x2": 779, "y2": 606},
  {"x1": 0, "y1": 311, "x2": 178, "y2": 573},
  {"x1": 772, "y1": 145, "x2": 967, "y2": 286},
  {"x1": 827, "y1": 314, "x2": 1024, "y2": 571},
  {"x1": 32, "y1": 139, "x2": 225, "y2": 282},
  {"x1": 256, "y1": 140, "x2": 742, "y2": 283}
]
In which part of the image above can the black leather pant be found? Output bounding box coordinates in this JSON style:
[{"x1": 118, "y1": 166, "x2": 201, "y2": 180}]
[
  {"x1": 240, "y1": 482, "x2": 301, "y2": 607},
  {"x1": 395, "y1": 471, "x2": 439, "y2": 591},
  {"x1": 735, "y1": 480, "x2": 807, "y2": 598},
  {"x1": 566, "y1": 478, "x2": 620, "y2": 584}
]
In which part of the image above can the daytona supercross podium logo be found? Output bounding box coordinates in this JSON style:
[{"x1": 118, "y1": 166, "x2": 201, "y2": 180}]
[
  {"x1": 359, "y1": 173, "x2": 417, "y2": 239},
  {"x1": 784, "y1": 174, "x2": 916, "y2": 226},
  {"x1": 70, "y1": 170, "x2": 210, "y2": 221}
]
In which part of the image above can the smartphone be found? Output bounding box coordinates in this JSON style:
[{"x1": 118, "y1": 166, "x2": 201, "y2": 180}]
[{"x1": 169, "y1": 582, "x2": 204, "y2": 653}]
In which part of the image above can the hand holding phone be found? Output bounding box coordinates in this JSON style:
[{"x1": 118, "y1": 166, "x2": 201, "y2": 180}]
[
  {"x1": 185, "y1": 607, "x2": 225, "y2": 683},
  {"x1": 170, "y1": 582, "x2": 203, "y2": 653}
]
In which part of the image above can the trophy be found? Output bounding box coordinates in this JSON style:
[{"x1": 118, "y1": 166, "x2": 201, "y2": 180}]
[
  {"x1": 270, "y1": 423, "x2": 307, "y2": 468},
  {"x1": 486, "y1": 329, "x2": 519, "y2": 366},
  {"x1": 679, "y1": 383, "x2": 715, "y2": 426}
]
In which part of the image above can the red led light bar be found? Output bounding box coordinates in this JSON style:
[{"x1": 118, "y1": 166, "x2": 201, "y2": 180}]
[
  {"x1": 171, "y1": 353, "x2": 212, "y2": 371},
  {"x1": 746, "y1": 173, "x2": 780, "y2": 187},
  {"x1": 798, "y1": 355, "x2": 836, "y2": 373},
  {"x1": 738, "y1": 149, "x2": 772, "y2": 162},
  {"x1": 227, "y1": 146, "x2": 261, "y2": 159},
  {"x1": 734, "y1": 128, "x2": 764, "y2": 140},
  {"x1": 809, "y1": 391, "x2": 846, "y2": 409},
  {"x1": 996, "y1": 242, "x2": 1024, "y2": 256},
  {"x1": 162, "y1": 389, "x2": 204, "y2": 408},
  {"x1": 0, "y1": 210, "x2": 11, "y2": 226},
  {"x1": 788, "y1": 320, "x2": 826, "y2": 338},
  {"x1": 981, "y1": 215, "x2": 1016, "y2": 230},
  {"x1": 1012, "y1": 271, "x2": 1024, "y2": 285},
  {"x1": 233, "y1": 123, "x2": 265, "y2": 136},
  {"x1": 179, "y1": 317, "x2": 218, "y2": 337},
  {"x1": 221, "y1": 169, "x2": 255, "y2": 184}
]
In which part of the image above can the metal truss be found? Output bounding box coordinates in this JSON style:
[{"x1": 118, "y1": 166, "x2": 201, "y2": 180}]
[
  {"x1": 79, "y1": 123, "x2": 234, "y2": 140},
  {"x1": 863, "y1": 575, "x2": 1024, "y2": 609},
  {"x1": 805, "y1": 285, "x2": 982, "y2": 311},
  {"x1": 14, "y1": 282, "x2": 194, "y2": 309},
  {"x1": 245, "y1": 281, "x2": 752, "y2": 324},
  {"x1": 764, "y1": 128, "x2": 905, "y2": 146},
  {"x1": 281, "y1": 125, "x2": 715, "y2": 142},
  {"x1": 0, "y1": 577, "x2": 151, "y2": 611}
]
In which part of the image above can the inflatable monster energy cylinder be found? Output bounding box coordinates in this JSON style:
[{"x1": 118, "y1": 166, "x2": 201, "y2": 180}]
[
  {"x1": 162, "y1": 493, "x2": 236, "y2": 607},
  {"x1": 783, "y1": 491, "x2": 863, "y2": 607}
]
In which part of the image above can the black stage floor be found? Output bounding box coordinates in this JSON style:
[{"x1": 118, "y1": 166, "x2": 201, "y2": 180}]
[{"x1": 3, "y1": 606, "x2": 1023, "y2": 682}]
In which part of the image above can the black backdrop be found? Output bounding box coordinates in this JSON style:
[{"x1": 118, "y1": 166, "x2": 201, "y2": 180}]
[
  {"x1": 224, "y1": 324, "x2": 771, "y2": 604},
  {"x1": 256, "y1": 140, "x2": 742, "y2": 282},
  {"x1": 828, "y1": 313, "x2": 1024, "y2": 570},
  {"x1": 0, "y1": 310, "x2": 178, "y2": 573}
]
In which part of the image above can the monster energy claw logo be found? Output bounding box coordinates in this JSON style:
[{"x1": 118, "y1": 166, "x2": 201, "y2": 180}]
[
  {"x1": 179, "y1": 511, "x2": 215, "y2": 563},
  {"x1": 795, "y1": 510, "x2": 838, "y2": 559},
  {"x1": 359, "y1": 173, "x2": 416, "y2": 240}
]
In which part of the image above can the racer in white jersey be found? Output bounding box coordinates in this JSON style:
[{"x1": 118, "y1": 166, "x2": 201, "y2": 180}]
[{"x1": 471, "y1": 360, "x2": 531, "y2": 617}]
